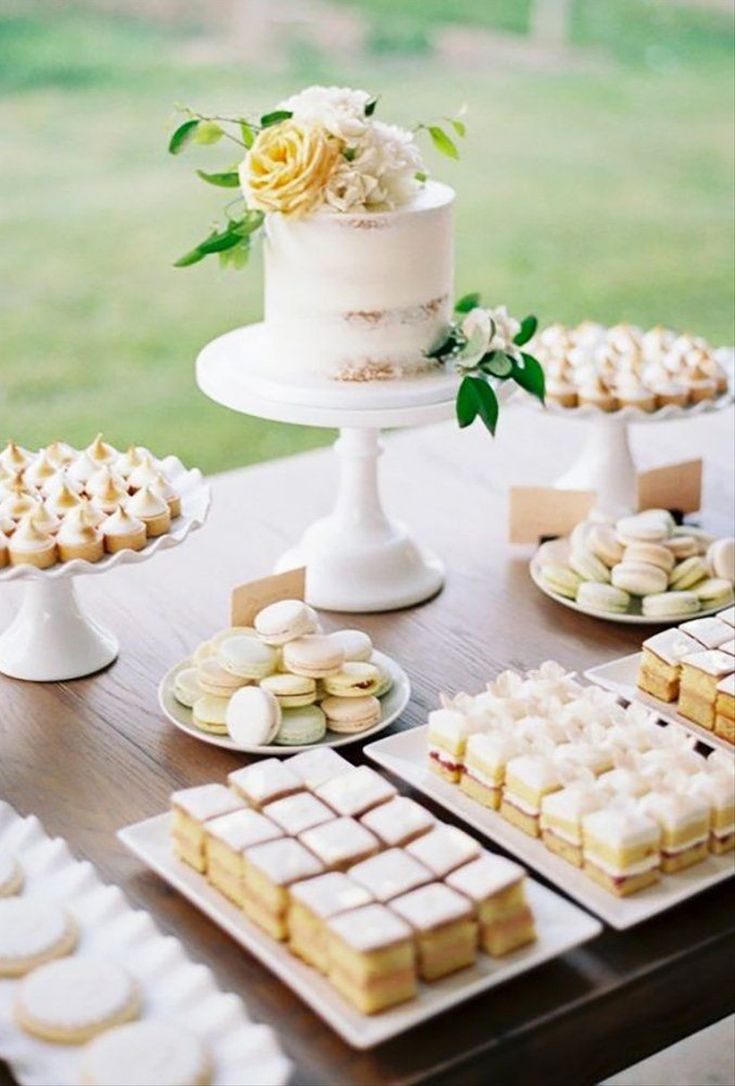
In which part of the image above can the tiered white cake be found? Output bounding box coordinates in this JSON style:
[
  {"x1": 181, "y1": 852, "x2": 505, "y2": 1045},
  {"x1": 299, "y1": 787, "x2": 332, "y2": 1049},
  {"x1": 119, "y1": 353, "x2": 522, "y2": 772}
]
[{"x1": 264, "y1": 181, "x2": 455, "y2": 382}]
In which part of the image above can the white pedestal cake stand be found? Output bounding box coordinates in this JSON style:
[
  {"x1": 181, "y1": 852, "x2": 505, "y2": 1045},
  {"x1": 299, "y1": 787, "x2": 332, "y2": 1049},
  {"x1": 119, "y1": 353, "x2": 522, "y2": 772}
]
[
  {"x1": 197, "y1": 324, "x2": 468, "y2": 613},
  {"x1": 0, "y1": 459, "x2": 210, "y2": 682}
]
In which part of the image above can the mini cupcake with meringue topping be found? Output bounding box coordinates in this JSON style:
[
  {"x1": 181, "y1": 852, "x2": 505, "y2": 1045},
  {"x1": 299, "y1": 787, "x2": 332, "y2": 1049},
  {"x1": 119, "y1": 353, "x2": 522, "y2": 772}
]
[
  {"x1": 56, "y1": 505, "x2": 104, "y2": 563},
  {"x1": 8, "y1": 512, "x2": 57, "y2": 569},
  {"x1": 125, "y1": 485, "x2": 170, "y2": 537},
  {"x1": 102, "y1": 505, "x2": 148, "y2": 553},
  {"x1": 149, "y1": 472, "x2": 181, "y2": 518}
]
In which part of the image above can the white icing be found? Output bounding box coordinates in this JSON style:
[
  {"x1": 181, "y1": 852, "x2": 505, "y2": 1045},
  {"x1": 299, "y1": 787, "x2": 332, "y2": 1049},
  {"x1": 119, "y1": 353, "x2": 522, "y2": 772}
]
[
  {"x1": 506, "y1": 754, "x2": 562, "y2": 794},
  {"x1": 348, "y1": 847, "x2": 431, "y2": 901},
  {"x1": 360, "y1": 796, "x2": 435, "y2": 845},
  {"x1": 445, "y1": 853, "x2": 525, "y2": 900},
  {"x1": 390, "y1": 882, "x2": 472, "y2": 931},
  {"x1": 78, "y1": 1020, "x2": 210, "y2": 1086},
  {"x1": 57, "y1": 506, "x2": 100, "y2": 547},
  {"x1": 126, "y1": 486, "x2": 168, "y2": 519},
  {"x1": 286, "y1": 747, "x2": 352, "y2": 790},
  {"x1": 206, "y1": 808, "x2": 282, "y2": 852},
  {"x1": 171, "y1": 783, "x2": 244, "y2": 822},
  {"x1": 18, "y1": 958, "x2": 135, "y2": 1031},
  {"x1": 0, "y1": 900, "x2": 72, "y2": 960},
  {"x1": 102, "y1": 506, "x2": 145, "y2": 538},
  {"x1": 642, "y1": 629, "x2": 702, "y2": 666},
  {"x1": 679, "y1": 617, "x2": 733, "y2": 649},
  {"x1": 639, "y1": 790, "x2": 711, "y2": 836},
  {"x1": 290, "y1": 871, "x2": 373, "y2": 917},
  {"x1": 680, "y1": 650, "x2": 733, "y2": 677},
  {"x1": 327, "y1": 903, "x2": 412, "y2": 951},
  {"x1": 582, "y1": 808, "x2": 660, "y2": 849},
  {"x1": 299, "y1": 816, "x2": 378, "y2": 866},
  {"x1": 8, "y1": 513, "x2": 55, "y2": 555},
  {"x1": 405, "y1": 825, "x2": 480, "y2": 877},
  {"x1": 717, "y1": 673, "x2": 735, "y2": 696},
  {"x1": 228, "y1": 758, "x2": 301, "y2": 805},
  {"x1": 262, "y1": 792, "x2": 333, "y2": 836},
  {"x1": 315, "y1": 766, "x2": 396, "y2": 816},
  {"x1": 245, "y1": 838, "x2": 324, "y2": 885}
]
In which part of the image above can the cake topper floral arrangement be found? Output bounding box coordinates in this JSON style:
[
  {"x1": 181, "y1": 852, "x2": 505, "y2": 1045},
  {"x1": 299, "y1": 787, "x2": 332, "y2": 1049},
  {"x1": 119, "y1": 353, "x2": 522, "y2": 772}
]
[{"x1": 168, "y1": 85, "x2": 544, "y2": 434}]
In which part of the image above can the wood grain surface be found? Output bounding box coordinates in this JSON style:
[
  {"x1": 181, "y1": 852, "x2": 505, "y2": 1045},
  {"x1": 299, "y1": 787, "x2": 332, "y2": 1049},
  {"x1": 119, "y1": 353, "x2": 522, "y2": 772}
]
[{"x1": 1, "y1": 407, "x2": 734, "y2": 1086}]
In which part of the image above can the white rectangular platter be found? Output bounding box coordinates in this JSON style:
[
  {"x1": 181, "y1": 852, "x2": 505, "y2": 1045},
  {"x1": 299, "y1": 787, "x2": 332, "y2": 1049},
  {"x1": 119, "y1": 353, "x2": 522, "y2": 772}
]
[
  {"x1": 584, "y1": 653, "x2": 734, "y2": 755},
  {"x1": 365, "y1": 726, "x2": 735, "y2": 931},
  {"x1": 120, "y1": 813, "x2": 602, "y2": 1050},
  {"x1": 0, "y1": 801, "x2": 290, "y2": 1086}
]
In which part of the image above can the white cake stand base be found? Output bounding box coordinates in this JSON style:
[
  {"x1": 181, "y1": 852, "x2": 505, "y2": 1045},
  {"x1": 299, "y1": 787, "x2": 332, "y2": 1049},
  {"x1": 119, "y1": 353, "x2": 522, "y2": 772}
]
[
  {"x1": 0, "y1": 578, "x2": 118, "y2": 682},
  {"x1": 554, "y1": 414, "x2": 638, "y2": 515},
  {"x1": 197, "y1": 323, "x2": 460, "y2": 612}
]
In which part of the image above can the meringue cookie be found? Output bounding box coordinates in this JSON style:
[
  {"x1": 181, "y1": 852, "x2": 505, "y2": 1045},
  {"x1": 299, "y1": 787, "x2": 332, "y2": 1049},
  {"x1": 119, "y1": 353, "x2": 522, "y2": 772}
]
[
  {"x1": 125, "y1": 486, "x2": 170, "y2": 537},
  {"x1": 56, "y1": 506, "x2": 104, "y2": 563},
  {"x1": 7, "y1": 513, "x2": 57, "y2": 569},
  {"x1": 101, "y1": 506, "x2": 148, "y2": 553}
]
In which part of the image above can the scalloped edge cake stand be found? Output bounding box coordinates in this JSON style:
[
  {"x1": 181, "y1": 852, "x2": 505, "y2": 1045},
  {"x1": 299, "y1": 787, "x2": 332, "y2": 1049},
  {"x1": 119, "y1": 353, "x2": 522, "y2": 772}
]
[
  {"x1": 197, "y1": 323, "x2": 472, "y2": 612},
  {"x1": 0, "y1": 459, "x2": 210, "y2": 682},
  {"x1": 516, "y1": 349, "x2": 734, "y2": 516}
]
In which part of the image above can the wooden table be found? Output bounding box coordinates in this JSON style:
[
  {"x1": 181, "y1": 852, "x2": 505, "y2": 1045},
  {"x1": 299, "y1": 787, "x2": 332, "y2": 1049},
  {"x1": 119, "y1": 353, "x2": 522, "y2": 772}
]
[{"x1": 1, "y1": 407, "x2": 734, "y2": 1086}]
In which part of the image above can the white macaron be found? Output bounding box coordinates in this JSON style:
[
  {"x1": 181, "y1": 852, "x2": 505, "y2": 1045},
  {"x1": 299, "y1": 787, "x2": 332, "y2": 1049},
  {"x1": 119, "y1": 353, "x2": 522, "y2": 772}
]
[{"x1": 226, "y1": 687, "x2": 282, "y2": 746}]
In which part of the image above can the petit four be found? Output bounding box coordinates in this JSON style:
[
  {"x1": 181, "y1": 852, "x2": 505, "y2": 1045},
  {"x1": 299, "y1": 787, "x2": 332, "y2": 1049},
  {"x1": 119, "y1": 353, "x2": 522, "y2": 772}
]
[
  {"x1": 360, "y1": 796, "x2": 436, "y2": 848},
  {"x1": 427, "y1": 708, "x2": 475, "y2": 783},
  {"x1": 78, "y1": 1021, "x2": 212, "y2": 1086},
  {"x1": 325, "y1": 903, "x2": 417, "y2": 1014},
  {"x1": 316, "y1": 765, "x2": 397, "y2": 817},
  {"x1": 715, "y1": 674, "x2": 734, "y2": 744},
  {"x1": 228, "y1": 758, "x2": 301, "y2": 809},
  {"x1": 16, "y1": 957, "x2": 140, "y2": 1044},
  {"x1": 205, "y1": 808, "x2": 283, "y2": 906},
  {"x1": 404, "y1": 824, "x2": 481, "y2": 878},
  {"x1": 299, "y1": 816, "x2": 380, "y2": 871},
  {"x1": 171, "y1": 784, "x2": 245, "y2": 872},
  {"x1": 638, "y1": 629, "x2": 702, "y2": 702},
  {"x1": 0, "y1": 899, "x2": 77, "y2": 977},
  {"x1": 7, "y1": 513, "x2": 57, "y2": 569},
  {"x1": 56, "y1": 505, "x2": 104, "y2": 563},
  {"x1": 262, "y1": 791, "x2": 334, "y2": 836},
  {"x1": 287, "y1": 747, "x2": 352, "y2": 791},
  {"x1": 460, "y1": 731, "x2": 520, "y2": 809},
  {"x1": 288, "y1": 871, "x2": 373, "y2": 973},
  {"x1": 101, "y1": 506, "x2": 147, "y2": 553},
  {"x1": 446, "y1": 853, "x2": 536, "y2": 956},
  {"x1": 501, "y1": 754, "x2": 562, "y2": 838},
  {"x1": 243, "y1": 837, "x2": 324, "y2": 939},
  {"x1": 125, "y1": 486, "x2": 171, "y2": 537},
  {"x1": 390, "y1": 882, "x2": 477, "y2": 980},
  {"x1": 540, "y1": 783, "x2": 606, "y2": 867},
  {"x1": 678, "y1": 651, "x2": 734, "y2": 730},
  {"x1": 687, "y1": 768, "x2": 735, "y2": 854},
  {"x1": 582, "y1": 807, "x2": 661, "y2": 897},
  {"x1": 348, "y1": 847, "x2": 431, "y2": 903},
  {"x1": 679, "y1": 617, "x2": 734, "y2": 649},
  {"x1": 639, "y1": 791, "x2": 710, "y2": 872}
]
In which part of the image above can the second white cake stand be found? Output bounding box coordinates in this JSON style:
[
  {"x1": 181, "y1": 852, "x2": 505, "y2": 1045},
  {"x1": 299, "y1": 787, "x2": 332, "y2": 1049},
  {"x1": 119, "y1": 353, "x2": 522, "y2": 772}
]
[{"x1": 197, "y1": 324, "x2": 469, "y2": 612}]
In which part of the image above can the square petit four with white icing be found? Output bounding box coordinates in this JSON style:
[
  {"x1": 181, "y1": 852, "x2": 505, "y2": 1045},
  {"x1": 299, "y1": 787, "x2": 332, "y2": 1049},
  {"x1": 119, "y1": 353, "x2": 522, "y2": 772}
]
[
  {"x1": 299, "y1": 817, "x2": 380, "y2": 872},
  {"x1": 679, "y1": 617, "x2": 733, "y2": 650},
  {"x1": 171, "y1": 784, "x2": 245, "y2": 873},
  {"x1": 446, "y1": 852, "x2": 536, "y2": 956},
  {"x1": 360, "y1": 796, "x2": 436, "y2": 848},
  {"x1": 715, "y1": 673, "x2": 735, "y2": 744},
  {"x1": 243, "y1": 838, "x2": 324, "y2": 940},
  {"x1": 288, "y1": 871, "x2": 373, "y2": 973},
  {"x1": 389, "y1": 882, "x2": 477, "y2": 980},
  {"x1": 262, "y1": 792, "x2": 334, "y2": 837},
  {"x1": 326, "y1": 903, "x2": 417, "y2": 1014},
  {"x1": 204, "y1": 808, "x2": 283, "y2": 906},
  {"x1": 678, "y1": 651, "x2": 734, "y2": 730},
  {"x1": 348, "y1": 847, "x2": 431, "y2": 903},
  {"x1": 286, "y1": 747, "x2": 352, "y2": 791},
  {"x1": 638, "y1": 629, "x2": 702, "y2": 702},
  {"x1": 315, "y1": 766, "x2": 397, "y2": 818},
  {"x1": 228, "y1": 759, "x2": 302, "y2": 810},
  {"x1": 582, "y1": 807, "x2": 661, "y2": 897},
  {"x1": 404, "y1": 824, "x2": 480, "y2": 879},
  {"x1": 718, "y1": 606, "x2": 735, "y2": 628}
]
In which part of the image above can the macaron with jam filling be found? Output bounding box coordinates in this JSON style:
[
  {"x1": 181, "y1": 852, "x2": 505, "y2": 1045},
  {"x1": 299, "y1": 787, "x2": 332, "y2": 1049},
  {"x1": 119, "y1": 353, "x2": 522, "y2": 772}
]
[
  {"x1": 323, "y1": 662, "x2": 381, "y2": 698},
  {"x1": 283, "y1": 635, "x2": 345, "y2": 679}
]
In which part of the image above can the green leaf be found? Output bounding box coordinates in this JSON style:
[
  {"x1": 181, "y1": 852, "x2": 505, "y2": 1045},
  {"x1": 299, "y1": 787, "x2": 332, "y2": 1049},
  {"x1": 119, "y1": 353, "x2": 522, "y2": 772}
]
[
  {"x1": 426, "y1": 327, "x2": 463, "y2": 360},
  {"x1": 168, "y1": 119, "x2": 200, "y2": 154},
  {"x1": 428, "y1": 125, "x2": 459, "y2": 160},
  {"x1": 260, "y1": 109, "x2": 293, "y2": 128},
  {"x1": 456, "y1": 376, "x2": 499, "y2": 434},
  {"x1": 343, "y1": 147, "x2": 358, "y2": 162},
  {"x1": 240, "y1": 120, "x2": 255, "y2": 148},
  {"x1": 415, "y1": 170, "x2": 428, "y2": 183},
  {"x1": 198, "y1": 229, "x2": 243, "y2": 256},
  {"x1": 454, "y1": 292, "x2": 482, "y2": 314},
  {"x1": 481, "y1": 351, "x2": 513, "y2": 378},
  {"x1": 232, "y1": 209, "x2": 264, "y2": 235},
  {"x1": 513, "y1": 352, "x2": 546, "y2": 403},
  {"x1": 196, "y1": 169, "x2": 241, "y2": 188},
  {"x1": 193, "y1": 120, "x2": 223, "y2": 145},
  {"x1": 514, "y1": 314, "x2": 538, "y2": 347},
  {"x1": 173, "y1": 245, "x2": 206, "y2": 268},
  {"x1": 365, "y1": 96, "x2": 378, "y2": 117},
  {"x1": 450, "y1": 118, "x2": 466, "y2": 138}
]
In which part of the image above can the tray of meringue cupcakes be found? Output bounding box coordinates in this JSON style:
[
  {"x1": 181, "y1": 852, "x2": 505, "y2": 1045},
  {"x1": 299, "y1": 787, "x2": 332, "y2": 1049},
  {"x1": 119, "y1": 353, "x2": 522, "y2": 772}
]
[
  {"x1": 527, "y1": 322, "x2": 733, "y2": 417},
  {"x1": 160, "y1": 599, "x2": 410, "y2": 754},
  {"x1": 532, "y1": 507, "x2": 734, "y2": 623},
  {"x1": 365, "y1": 661, "x2": 735, "y2": 930},
  {"x1": 119, "y1": 748, "x2": 601, "y2": 1048},
  {"x1": 0, "y1": 799, "x2": 291, "y2": 1086},
  {"x1": 0, "y1": 436, "x2": 209, "y2": 577}
]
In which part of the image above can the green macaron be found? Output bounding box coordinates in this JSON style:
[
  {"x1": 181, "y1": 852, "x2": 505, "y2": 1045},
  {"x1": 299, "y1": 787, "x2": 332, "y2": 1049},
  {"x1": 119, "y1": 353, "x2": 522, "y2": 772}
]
[
  {"x1": 577, "y1": 582, "x2": 631, "y2": 614},
  {"x1": 274, "y1": 705, "x2": 327, "y2": 746},
  {"x1": 669, "y1": 556, "x2": 709, "y2": 591},
  {"x1": 540, "y1": 563, "x2": 581, "y2": 600}
]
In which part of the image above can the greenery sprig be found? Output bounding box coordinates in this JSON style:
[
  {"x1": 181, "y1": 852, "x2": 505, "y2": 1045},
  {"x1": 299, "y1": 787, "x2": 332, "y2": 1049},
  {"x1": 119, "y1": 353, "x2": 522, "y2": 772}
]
[{"x1": 429, "y1": 294, "x2": 545, "y2": 435}]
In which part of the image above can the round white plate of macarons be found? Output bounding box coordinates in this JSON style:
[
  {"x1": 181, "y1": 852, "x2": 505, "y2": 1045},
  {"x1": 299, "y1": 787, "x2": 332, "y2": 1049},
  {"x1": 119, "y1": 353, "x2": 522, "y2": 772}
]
[
  {"x1": 531, "y1": 537, "x2": 734, "y2": 624},
  {"x1": 158, "y1": 649, "x2": 411, "y2": 754}
]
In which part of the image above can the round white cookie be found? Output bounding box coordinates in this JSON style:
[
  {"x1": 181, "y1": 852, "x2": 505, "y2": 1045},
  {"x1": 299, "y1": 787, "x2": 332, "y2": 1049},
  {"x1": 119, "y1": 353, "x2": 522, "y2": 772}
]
[
  {"x1": 226, "y1": 686, "x2": 282, "y2": 746},
  {"x1": 16, "y1": 957, "x2": 140, "y2": 1043},
  {"x1": 0, "y1": 899, "x2": 77, "y2": 976},
  {"x1": 79, "y1": 1020, "x2": 212, "y2": 1086},
  {"x1": 0, "y1": 850, "x2": 23, "y2": 897}
]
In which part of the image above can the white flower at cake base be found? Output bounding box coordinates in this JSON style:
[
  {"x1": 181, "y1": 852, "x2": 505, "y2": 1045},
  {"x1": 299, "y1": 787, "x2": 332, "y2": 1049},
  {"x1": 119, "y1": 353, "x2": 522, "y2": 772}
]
[
  {"x1": 324, "y1": 121, "x2": 425, "y2": 213},
  {"x1": 461, "y1": 305, "x2": 521, "y2": 356},
  {"x1": 280, "y1": 85, "x2": 372, "y2": 142}
]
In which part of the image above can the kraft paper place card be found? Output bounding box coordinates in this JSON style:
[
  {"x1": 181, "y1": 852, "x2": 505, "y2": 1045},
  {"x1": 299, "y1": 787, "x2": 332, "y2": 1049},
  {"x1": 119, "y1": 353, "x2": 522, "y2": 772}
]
[
  {"x1": 231, "y1": 567, "x2": 306, "y2": 626},
  {"x1": 509, "y1": 487, "x2": 597, "y2": 544},
  {"x1": 637, "y1": 459, "x2": 702, "y2": 516}
]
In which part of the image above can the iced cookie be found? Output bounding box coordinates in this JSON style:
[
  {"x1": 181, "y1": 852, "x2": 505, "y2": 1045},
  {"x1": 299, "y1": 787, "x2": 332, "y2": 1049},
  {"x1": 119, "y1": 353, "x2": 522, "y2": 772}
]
[
  {"x1": 0, "y1": 899, "x2": 77, "y2": 977},
  {"x1": 16, "y1": 957, "x2": 140, "y2": 1043}
]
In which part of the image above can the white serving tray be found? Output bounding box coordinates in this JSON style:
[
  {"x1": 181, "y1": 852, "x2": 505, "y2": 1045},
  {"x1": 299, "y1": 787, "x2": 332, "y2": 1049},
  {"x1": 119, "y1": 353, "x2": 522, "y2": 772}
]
[
  {"x1": 0, "y1": 802, "x2": 291, "y2": 1086},
  {"x1": 119, "y1": 814, "x2": 601, "y2": 1050},
  {"x1": 159, "y1": 649, "x2": 410, "y2": 755},
  {"x1": 585, "y1": 652, "x2": 734, "y2": 755},
  {"x1": 365, "y1": 726, "x2": 734, "y2": 930}
]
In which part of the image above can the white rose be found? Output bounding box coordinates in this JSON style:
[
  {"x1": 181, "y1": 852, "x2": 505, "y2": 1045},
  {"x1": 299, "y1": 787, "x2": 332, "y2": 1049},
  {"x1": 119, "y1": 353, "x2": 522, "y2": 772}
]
[
  {"x1": 280, "y1": 85, "x2": 371, "y2": 142},
  {"x1": 461, "y1": 307, "x2": 493, "y2": 355},
  {"x1": 487, "y1": 305, "x2": 521, "y2": 351},
  {"x1": 323, "y1": 119, "x2": 423, "y2": 212}
]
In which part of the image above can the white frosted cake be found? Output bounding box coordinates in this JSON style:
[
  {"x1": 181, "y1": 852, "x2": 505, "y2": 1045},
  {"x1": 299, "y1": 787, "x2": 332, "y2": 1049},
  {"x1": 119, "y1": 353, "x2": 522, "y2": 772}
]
[{"x1": 264, "y1": 181, "x2": 454, "y2": 381}]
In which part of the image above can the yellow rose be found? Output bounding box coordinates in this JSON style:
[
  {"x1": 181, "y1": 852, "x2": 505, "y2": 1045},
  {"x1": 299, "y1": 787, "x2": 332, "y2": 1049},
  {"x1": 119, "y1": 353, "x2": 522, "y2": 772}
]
[{"x1": 240, "y1": 121, "x2": 341, "y2": 217}]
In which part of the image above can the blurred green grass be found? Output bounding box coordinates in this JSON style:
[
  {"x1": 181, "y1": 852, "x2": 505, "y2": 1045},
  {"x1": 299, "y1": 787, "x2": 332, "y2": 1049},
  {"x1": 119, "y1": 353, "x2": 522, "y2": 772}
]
[{"x1": 0, "y1": 2, "x2": 732, "y2": 472}]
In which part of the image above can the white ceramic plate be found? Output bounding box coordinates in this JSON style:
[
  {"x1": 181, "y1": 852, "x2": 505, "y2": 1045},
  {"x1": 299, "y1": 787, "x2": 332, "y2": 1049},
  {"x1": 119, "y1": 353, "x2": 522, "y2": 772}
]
[
  {"x1": 119, "y1": 813, "x2": 601, "y2": 1050},
  {"x1": 365, "y1": 726, "x2": 735, "y2": 930},
  {"x1": 159, "y1": 649, "x2": 410, "y2": 755},
  {"x1": 0, "y1": 456, "x2": 211, "y2": 583},
  {"x1": 530, "y1": 538, "x2": 733, "y2": 625},
  {"x1": 584, "y1": 652, "x2": 734, "y2": 755},
  {"x1": 0, "y1": 801, "x2": 291, "y2": 1086}
]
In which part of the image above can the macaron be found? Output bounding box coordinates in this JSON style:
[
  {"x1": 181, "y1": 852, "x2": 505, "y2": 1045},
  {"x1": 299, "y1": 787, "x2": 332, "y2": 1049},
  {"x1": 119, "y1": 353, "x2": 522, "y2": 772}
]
[
  {"x1": 569, "y1": 548, "x2": 611, "y2": 584},
  {"x1": 577, "y1": 582, "x2": 631, "y2": 614},
  {"x1": 623, "y1": 542, "x2": 675, "y2": 574},
  {"x1": 282, "y1": 635, "x2": 345, "y2": 679},
  {"x1": 210, "y1": 626, "x2": 259, "y2": 648},
  {"x1": 218, "y1": 636, "x2": 278, "y2": 681},
  {"x1": 540, "y1": 563, "x2": 581, "y2": 600},
  {"x1": 322, "y1": 662, "x2": 381, "y2": 698},
  {"x1": 673, "y1": 525, "x2": 714, "y2": 554},
  {"x1": 274, "y1": 705, "x2": 327, "y2": 746},
  {"x1": 695, "y1": 578, "x2": 734, "y2": 608},
  {"x1": 192, "y1": 640, "x2": 217, "y2": 666},
  {"x1": 260, "y1": 673, "x2": 318, "y2": 708},
  {"x1": 616, "y1": 512, "x2": 670, "y2": 545},
  {"x1": 254, "y1": 599, "x2": 318, "y2": 645},
  {"x1": 707, "y1": 538, "x2": 735, "y2": 583},
  {"x1": 192, "y1": 695, "x2": 230, "y2": 735},
  {"x1": 641, "y1": 591, "x2": 701, "y2": 618},
  {"x1": 226, "y1": 687, "x2": 281, "y2": 747},
  {"x1": 669, "y1": 556, "x2": 709, "y2": 591},
  {"x1": 173, "y1": 667, "x2": 203, "y2": 709},
  {"x1": 665, "y1": 535, "x2": 699, "y2": 560},
  {"x1": 370, "y1": 656, "x2": 393, "y2": 698},
  {"x1": 196, "y1": 657, "x2": 250, "y2": 698},
  {"x1": 611, "y1": 562, "x2": 668, "y2": 596},
  {"x1": 321, "y1": 695, "x2": 382, "y2": 734},
  {"x1": 327, "y1": 629, "x2": 373, "y2": 662},
  {"x1": 569, "y1": 520, "x2": 595, "y2": 551},
  {"x1": 588, "y1": 524, "x2": 624, "y2": 568}
]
